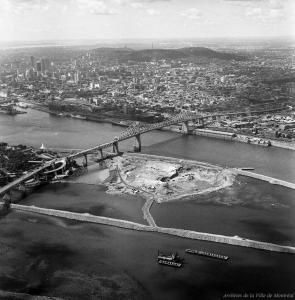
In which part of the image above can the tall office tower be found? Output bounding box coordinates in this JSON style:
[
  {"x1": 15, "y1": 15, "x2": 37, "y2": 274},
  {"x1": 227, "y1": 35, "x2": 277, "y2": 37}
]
[
  {"x1": 41, "y1": 58, "x2": 50, "y2": 73},
  {"x1": 44, "y1": 58, "x2": 50, "y2": 70},
  {"x1": 30, "y1": 56, "x2": 35, "y2": 68},
  {"x1": 74, "y1": 72, "x2": 79, "y2": 84},
  {"x1": 36, "y1": 61, "x2": 42, "y2": 76},
  {"x1": 41, "y1": 58, "x2": 46, "y2": 73}
]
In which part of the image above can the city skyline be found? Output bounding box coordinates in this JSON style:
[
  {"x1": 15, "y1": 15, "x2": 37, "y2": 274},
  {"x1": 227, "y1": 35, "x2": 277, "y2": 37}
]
[{"x1": 0, "y1": 0, "x2": 294, "y2": 42}]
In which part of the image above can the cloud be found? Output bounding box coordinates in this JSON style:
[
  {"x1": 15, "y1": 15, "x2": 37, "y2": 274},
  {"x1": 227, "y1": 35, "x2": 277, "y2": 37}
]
[
  {"x1": 77, "y1": 0, "x2": 118, "y2": 15},
  {"x1": 224, "y1": 0, "x2": 289, "y2": 22},
  {"x1": 115, "y1": 0, "x2": 170, "y2": 5},
  {"x1": 181, "y1": 8, "x2": 203, "y2": 20},
  {"x1": 130, "y1": 2, "x2": 145, "y2": 8},
  {"x1": 0, "y1": 0, "x2": 50, "y2": 15},
  {"x1": 244, "y1": 6, "x2": 284, "y2": 22},
  {"x1": 146, "y1": 8, "x2": 159, "y2": 15}
]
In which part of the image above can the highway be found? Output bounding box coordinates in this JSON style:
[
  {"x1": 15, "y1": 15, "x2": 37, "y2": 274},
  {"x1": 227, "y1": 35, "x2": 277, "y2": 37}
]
[{"x1": 0, "y1": 162, "x2": 54, "y2": 196}]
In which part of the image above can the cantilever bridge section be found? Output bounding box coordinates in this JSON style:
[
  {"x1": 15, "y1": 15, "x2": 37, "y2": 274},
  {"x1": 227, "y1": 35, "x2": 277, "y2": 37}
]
[{"x1": 0, "y1": 109, "x2": 261, "y2": 197}]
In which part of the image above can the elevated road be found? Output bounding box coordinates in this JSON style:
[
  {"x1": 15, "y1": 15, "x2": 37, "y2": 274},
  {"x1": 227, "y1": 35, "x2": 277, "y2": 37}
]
[
  {"x1": 1, "y1": 108, "x2": 286, "y2": 197},
  {"x1": 0, "y1": 161, "x2": 54, "y2": 196},
  {"x1": 69, "y1": 111, "x2": 200, "y2": 159}
]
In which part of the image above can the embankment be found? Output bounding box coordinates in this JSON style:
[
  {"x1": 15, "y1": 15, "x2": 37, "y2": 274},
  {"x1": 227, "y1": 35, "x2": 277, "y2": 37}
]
[
  {"x1": 125, "y1": 153, "x2": 222, "y2": 169},
  {"x1": 10, "y1": 204, "x2": 295, "y2": 254},
  {"x1": 236, "y1": 169, "x2": 295, "y2": 190}
]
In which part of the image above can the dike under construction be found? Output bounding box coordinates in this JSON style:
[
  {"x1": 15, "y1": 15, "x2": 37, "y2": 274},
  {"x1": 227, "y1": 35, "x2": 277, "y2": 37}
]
[{"x1": 10, "y1": 204, "x2": 295, "y2": 255}]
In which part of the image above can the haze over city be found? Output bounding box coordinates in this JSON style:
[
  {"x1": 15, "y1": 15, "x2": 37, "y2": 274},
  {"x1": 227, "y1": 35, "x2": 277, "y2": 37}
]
[{"x1": 0, "y1": 0, "x2": 294, "y2": 42}]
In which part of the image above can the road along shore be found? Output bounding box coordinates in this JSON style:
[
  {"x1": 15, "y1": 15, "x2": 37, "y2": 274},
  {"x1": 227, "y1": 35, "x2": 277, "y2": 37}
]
[{"x1": 10, "y1": 204, "x2": 295, "y2": 255}]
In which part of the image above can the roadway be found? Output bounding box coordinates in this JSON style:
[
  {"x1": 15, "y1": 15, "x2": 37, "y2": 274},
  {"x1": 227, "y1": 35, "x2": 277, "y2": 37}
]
[{"x1": 0, "y1": 162, "x2": 53, "y2": 196}]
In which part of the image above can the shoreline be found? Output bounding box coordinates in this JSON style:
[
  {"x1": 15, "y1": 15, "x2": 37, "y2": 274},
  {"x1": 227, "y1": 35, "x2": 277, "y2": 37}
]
[{"x1": 62, "y1": 153, "x2": 295, "y2": 199}]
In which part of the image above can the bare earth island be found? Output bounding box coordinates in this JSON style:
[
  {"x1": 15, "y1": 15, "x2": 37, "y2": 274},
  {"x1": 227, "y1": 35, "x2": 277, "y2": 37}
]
[{"x1": 106, "y1": 154, "x2": 235, "y2": 203}]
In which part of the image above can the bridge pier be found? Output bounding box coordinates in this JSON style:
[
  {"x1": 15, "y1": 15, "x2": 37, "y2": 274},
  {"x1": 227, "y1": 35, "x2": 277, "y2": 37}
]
[
  {"x1": 112, "y1": 141, "x2": 119, "y2": 154},
  {"x1": 83, "y1": 154, "x2": 88, "y2": 167},
  {"x1": 134, "y1": 134, "x2": 141, "y2": 152},
  {"x1": 99, "y1": 148, "x2": 104, "y2": 159},
  {"x1": 182, "y1": 121, "x2": 193, "y2": 134}
]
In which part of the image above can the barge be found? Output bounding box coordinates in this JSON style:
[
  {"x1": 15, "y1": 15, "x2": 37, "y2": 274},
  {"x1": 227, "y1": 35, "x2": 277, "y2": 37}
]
[
  {"x1": 185, "y1": 249, "x2": 229, "y2": 260},
  {"x1": 157, "y1": 251, "x2": 183, "y2": 268}
]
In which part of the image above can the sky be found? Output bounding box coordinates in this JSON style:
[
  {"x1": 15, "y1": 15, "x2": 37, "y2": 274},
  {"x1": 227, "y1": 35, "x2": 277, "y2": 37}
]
[{"x1": 0, "y1": 0, "x2": 294, "y2": 41}]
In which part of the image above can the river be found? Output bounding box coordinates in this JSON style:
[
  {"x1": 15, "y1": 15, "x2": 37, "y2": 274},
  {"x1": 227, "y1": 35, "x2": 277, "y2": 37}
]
[
  {"x1": 1, "y1": 109, "x2": 295, "y2": 182},
  {"x1": 0, "y1": 109, "x2": 294, "y2": 300}
]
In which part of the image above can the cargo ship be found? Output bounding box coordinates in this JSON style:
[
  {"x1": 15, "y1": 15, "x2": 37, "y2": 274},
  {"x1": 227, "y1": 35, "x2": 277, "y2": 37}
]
[
  {"x1": 185, "y1": 249, "x2": 229, "y2": 260},
  {"x1": 157, "y1": 251, "x2": 183, "y2": 268}
]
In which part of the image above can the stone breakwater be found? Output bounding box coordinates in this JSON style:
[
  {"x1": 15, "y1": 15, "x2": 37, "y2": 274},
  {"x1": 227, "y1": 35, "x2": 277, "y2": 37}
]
[
  {"x1": 10, "y1": 204, "x2": 295, "y2": 254},
  {"x1": 235, "y1": 169, "x2": 295, "y2": 190},
  {"x1": 125, "y1": 153, "x2": 222, "y2": 169}
]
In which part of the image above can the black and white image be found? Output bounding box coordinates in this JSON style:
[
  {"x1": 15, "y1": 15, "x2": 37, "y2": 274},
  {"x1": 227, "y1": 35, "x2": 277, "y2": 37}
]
[{"x1": 0, "y1": 0, "x2": 294, "y2": 299}]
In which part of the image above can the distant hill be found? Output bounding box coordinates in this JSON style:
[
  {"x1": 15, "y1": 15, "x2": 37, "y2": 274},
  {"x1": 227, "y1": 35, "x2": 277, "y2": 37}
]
[{"x1": 90, "y1": 46, "x2": 246, "y2": 62}]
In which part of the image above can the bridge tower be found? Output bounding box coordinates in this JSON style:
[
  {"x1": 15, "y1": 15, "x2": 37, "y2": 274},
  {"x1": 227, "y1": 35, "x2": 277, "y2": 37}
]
[
  {"x1": 99, "y1": 148, "x2": 104, "y2": 159},
  {"x1": 133, "y1": 134, "x2": 141, "y2": 152},
  {"x1": 83, "y1": 154, "x2": 88, "y2": 167},
  {"x1": 112, "y1": 140, "x2": 119, "y2": 154},
  {"x1": 182, "y1": 121, "x2": 193, "y2": 134}
]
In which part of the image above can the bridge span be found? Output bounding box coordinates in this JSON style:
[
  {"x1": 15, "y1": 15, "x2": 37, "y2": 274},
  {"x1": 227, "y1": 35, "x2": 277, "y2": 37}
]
[
  {"x1": 0, "y1": 109, "x2": 279, "y2": 198},
  {"x1": 0, "y1": 161, "x2": 56, "y2": 196}
]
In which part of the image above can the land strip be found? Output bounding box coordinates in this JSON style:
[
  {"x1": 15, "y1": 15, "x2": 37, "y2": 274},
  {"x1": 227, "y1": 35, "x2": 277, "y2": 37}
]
[
  {"x1": 10, "y1": 204, "x2": 295, "y2": 254},
  {"x1": 235, "y1": 169, "x2": 295, "y2": 190},
  {"x1": 116, "y1": 166, "x2": 156, "y2": 227}
]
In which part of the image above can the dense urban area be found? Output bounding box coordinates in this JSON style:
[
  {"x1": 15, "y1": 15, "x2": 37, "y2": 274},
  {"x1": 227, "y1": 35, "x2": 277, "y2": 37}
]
[{"x1": 0, "y1": 45, "x2": 295, "y2": 138}]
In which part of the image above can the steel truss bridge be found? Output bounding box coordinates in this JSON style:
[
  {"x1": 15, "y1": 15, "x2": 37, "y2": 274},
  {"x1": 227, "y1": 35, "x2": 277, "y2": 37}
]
[{"x1": 0, "y1": 107, "x2": 283, "y2": 198}]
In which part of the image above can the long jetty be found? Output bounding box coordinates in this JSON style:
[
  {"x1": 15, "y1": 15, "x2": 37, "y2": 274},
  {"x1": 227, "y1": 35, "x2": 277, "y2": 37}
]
[
  {"x1": 235, "y1": 169, "x2": 295, "y2": 189},
  {"x1": 10, "y1": 204, "x2": 295, "y2": 254}
]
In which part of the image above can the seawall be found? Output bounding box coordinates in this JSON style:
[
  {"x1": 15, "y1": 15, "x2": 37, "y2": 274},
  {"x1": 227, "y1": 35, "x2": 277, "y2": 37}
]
[
  {"x1": 236, "y1": 169, "x2": 295, "y2": 190},
  {"x1": 125, "y1": 153, "x2": 222, "y2": 169},
  {"x1": 10, "y1": 204, "x2": 295, "y2": 254}
]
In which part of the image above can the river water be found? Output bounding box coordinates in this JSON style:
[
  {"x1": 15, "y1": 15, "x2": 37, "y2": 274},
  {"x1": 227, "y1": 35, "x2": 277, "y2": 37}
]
[
  {"x1": 1, "y1": 109, "x2": 295, "y2": 182},
  {"x1": 0, "y1": 109, "x2": 294, "y2": 300}
]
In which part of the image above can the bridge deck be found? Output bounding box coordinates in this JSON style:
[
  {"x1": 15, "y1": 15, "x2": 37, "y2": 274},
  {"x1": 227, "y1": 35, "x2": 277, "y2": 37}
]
[
  {"x1": 0, "y1": 163, "x2": 52, "y2": 196},
  {"x1": 1, "y1": 109, "x2": 279, "y2": 195}
]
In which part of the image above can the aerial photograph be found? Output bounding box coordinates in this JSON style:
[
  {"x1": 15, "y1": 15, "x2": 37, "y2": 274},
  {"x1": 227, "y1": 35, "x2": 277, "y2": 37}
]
[{"x1": 0, "y1": 0, "x2": 294, "y2": 299}]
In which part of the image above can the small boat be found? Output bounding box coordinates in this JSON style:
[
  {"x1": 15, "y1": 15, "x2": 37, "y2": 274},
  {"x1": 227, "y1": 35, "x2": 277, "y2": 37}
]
[
  {"x1": 185, "y1": 249, "x2": 229, "y2": 260},
  {"x1": 70, "y1": 114, "x2": 86, "y2": 120},
  {"x1": 51, "y1": 170, "x2": 70, "y2": 182},
  {"x1": 24, "y1": 178, "x2": 41, "y2": 188},
  {"x1": 157, "y1": 251, "x2": 183, "y2": 268}
]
